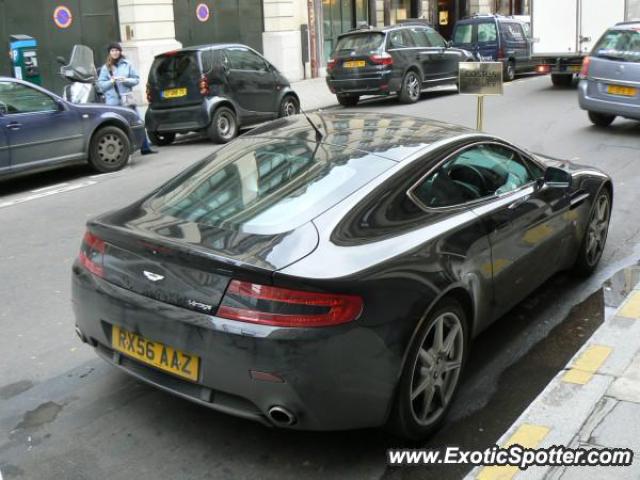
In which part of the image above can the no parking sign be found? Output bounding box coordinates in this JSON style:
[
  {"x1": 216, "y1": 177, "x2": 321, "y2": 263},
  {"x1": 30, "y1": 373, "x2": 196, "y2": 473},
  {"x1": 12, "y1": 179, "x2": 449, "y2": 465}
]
[
  {"x1": 53, "y1": 5, "x2": 73, "y2": 29},
  {"x1": 196, "y1": 3, "x2": 210, "y2": 22}
]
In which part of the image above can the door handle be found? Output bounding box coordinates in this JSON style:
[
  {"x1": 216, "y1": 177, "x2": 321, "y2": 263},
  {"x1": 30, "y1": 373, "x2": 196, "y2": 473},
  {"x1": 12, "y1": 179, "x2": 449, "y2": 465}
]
[
  {"x1": 6, "y1": 122, "x2": 22, "y2": 130},
  {"x1": 508, "y1": 194, "x2": 530, "y2": 210}
]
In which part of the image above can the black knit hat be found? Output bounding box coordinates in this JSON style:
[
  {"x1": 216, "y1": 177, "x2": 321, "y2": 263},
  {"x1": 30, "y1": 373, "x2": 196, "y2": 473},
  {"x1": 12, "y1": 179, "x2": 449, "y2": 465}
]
[{"x1": 107, "y1": 42, "x2": 122, "y2": 53}]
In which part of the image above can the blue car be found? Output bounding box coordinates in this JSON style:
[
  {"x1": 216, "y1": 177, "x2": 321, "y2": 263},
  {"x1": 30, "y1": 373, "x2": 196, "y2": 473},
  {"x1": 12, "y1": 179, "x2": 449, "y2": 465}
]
[{"x1": 0, "y1": 77, "x2": 146, "y2": 181}]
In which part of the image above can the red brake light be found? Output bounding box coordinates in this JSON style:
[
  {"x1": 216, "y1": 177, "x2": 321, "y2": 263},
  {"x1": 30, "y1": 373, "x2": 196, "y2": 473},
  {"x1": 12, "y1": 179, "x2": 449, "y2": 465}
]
[
  {"x1": 370, "y1": 53, "x2": 393, "y2": 66},
  {"x1": 217, "y1": 280, "x2": 363, "y2": 327},
  {"x1": 498, "y1": 47, "x2": 506, "y2": 59},
  {"x1": 327, "y1": 58, "x2": 337, "y2": 71},
  {"x1": 146, "y1": 83, "x2": 152, "y2": 103},
  {"x1": 79, "y1": 231, "x2": 105, "y2": 277},
  {"x1": 580, "y1": 56, "x2": 591, "y2": 78},
  {"x1": 199, "y1": 75, "x2": 209, "y2": 96}
]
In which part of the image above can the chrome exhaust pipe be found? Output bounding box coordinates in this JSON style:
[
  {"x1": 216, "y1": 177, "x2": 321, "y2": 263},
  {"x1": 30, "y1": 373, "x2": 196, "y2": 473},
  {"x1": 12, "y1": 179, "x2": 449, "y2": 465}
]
[{"x1": 267, "y1": 406, "x2": 296, "y2": 426}]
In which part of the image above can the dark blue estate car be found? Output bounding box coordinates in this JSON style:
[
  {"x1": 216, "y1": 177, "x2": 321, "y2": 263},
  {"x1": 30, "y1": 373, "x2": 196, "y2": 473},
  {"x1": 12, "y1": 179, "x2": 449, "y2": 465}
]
[{"x1": 0, "y1": 77, "x2": 146, "y2": 181}]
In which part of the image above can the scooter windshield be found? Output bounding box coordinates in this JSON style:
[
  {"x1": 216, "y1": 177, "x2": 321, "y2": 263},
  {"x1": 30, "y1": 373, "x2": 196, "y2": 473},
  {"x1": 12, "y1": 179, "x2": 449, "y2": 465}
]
[{"x1": 64, "y1": 45, "x2": 97, "y2": 82}]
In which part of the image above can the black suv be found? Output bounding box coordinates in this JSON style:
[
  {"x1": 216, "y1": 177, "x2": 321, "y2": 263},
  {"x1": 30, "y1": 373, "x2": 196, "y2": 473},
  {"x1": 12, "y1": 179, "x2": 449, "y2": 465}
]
[
  {"x1": 326, "y1": 23, "x2": 474, "y2": 106},
  {"x1": 145, "y1": 44, "x2": 300, "y2": 144}
]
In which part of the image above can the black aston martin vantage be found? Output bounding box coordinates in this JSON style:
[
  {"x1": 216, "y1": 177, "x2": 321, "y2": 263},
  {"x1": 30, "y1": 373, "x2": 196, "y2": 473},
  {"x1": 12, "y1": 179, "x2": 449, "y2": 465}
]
[{"x1": 72, "y1": 112, "x2": 612, "y2": 439}]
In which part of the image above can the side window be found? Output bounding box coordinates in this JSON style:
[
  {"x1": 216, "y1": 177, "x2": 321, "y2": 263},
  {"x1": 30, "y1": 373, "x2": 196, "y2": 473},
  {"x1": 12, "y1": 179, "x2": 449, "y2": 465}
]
[
  {"x1": 201, "y1": 49, "x2": 219, "y2": 74},
  {"x1": 425, "y1": 28, "x2": 447, "y2": 48},
  {"x1": 477, "y1": 22, "x2": 498, "y2": 43},
  {"x1": 501, "y1": 22, "x2": 524, "y2": 42},
  {"x1": 453, "y1": 24, "x2": 473, "y2": 44},
  {"x1": 408, "y1": 28, "x2": 430, "y2": 48},
  {"x1": 226, "y1": 48, "x2": 267, "y2": 71},
  {"x1": 410, "y1": 144, "x2": 536, "y2": 208},
  {"x1": 0, "y1": 81, "x2": 57, "y2": 114},
  {"x1": 388, "y1": 30, "x2": 413, "y2": 48}
]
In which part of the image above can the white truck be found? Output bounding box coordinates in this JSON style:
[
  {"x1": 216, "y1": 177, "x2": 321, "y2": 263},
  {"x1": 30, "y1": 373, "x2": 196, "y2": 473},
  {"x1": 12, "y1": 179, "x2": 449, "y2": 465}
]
[{"x1": 531, "y1": 0, "x2": 626, "y2": 86}]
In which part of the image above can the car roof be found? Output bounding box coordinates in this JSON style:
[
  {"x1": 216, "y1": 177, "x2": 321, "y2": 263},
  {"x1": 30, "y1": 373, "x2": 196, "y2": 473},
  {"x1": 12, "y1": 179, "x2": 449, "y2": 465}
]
[
  {"x1": 245, "y1": 112, "x2": 478, "y2": 162},
  {"x1": 156, "y1": 43, "x2": 252, "y2": 55},
  {"x1": 613, "y1": 21, "x2": 640, "y2": 30},
  {"x1": 456, "y1": 14, "x2": 525, "y2": 24},
  {"x1": 338, "y1": 23, "x2": 435, "y2": 37}
]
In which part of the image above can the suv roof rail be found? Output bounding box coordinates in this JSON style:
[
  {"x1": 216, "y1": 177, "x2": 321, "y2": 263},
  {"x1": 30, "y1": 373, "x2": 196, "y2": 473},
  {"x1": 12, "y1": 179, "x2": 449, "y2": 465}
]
[
  {"x1": 348, "y1": 23, "x2": 375, "y2": 32},
  {"x1": 396, "y1": 18, "x2": 433, "y2": 26}
]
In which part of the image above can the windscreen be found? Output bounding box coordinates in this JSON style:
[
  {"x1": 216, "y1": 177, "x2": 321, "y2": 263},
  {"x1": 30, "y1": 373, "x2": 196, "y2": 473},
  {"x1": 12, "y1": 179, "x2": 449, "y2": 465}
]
[
  {"x1": 148, "y1": 51, "x2": 200, "y2": 84},
  {"x1": 593, "y1": 29, "x2": 640, "y2": 62},
  {"x1": 147, "y1": 137, "x2": 395, "y2": 235},
  {"x1": 334, "y1": 33, "x2": 385, "y2": 54},
  {"x1": 67, "y1": 45, "x2": 96, "y2": 78}
]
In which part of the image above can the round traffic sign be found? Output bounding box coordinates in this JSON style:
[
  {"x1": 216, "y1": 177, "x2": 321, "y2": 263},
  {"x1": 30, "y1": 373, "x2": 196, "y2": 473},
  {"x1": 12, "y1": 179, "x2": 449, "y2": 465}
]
[
  {"x1": 53, "y1": 5, "x2": 73, "y2": 29},
  {"x1": 196, "y1": 3, "x2": 210, "y2": 22}
]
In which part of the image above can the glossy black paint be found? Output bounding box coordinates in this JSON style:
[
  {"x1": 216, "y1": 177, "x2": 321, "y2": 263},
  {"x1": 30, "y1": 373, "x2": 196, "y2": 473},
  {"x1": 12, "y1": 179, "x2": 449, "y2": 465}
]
[{"x1": 71, "y1": 112, "x2": 612, "y2": 431}]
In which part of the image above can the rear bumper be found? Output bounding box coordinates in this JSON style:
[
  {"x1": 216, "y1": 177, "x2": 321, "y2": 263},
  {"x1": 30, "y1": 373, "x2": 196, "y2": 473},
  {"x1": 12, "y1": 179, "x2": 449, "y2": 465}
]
[
  {"x1": 578, "y1": 80, "x2": 640, "y2": 120},
  {"x1": 71, "y1": 264, "x2": 400, "y2": 431},
  {"x1": 145, "y1": 102, "x2": 210, "y2": 134},
  {"x1": 326, "y1": 71, "x2": 399, "y2": 95}
]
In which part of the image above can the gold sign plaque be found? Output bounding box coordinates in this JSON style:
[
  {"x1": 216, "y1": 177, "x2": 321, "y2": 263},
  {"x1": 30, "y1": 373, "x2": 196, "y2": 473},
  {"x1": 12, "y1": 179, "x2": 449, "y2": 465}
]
[{"x1": 458, "y1": 62, "x2": 504, "y2": 96}]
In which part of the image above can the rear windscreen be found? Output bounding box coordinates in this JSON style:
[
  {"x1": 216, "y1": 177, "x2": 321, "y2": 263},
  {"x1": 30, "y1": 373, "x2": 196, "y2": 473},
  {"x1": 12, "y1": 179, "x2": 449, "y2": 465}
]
[
  {"x1": 148, "y1": 52, "x2": 200, "y2": 84},
  {"x1": 148, "y1": 136, "x2": 395, "y2": 235},
  {"x1": 334, "y1": 33, "x2": 385, "y2": 54},
  {"x1": 593, "y1": 29, "x2": 640, "y2": 63}
]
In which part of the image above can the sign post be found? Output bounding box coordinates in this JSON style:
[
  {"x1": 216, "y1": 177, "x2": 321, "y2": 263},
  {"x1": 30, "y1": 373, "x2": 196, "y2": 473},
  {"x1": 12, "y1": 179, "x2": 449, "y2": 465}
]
[{"x1": 458, "y1": 62, "x2": 503, "y2": 131}]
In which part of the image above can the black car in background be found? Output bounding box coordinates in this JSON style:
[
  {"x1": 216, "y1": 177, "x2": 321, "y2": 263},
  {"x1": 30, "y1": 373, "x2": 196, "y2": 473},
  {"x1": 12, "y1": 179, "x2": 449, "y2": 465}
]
[
  {"x1": 145, "y1": 44, "x2": 300, "y2": 145},
  {"x1": 326, "y1": 23, "x2": 475, "y2": 106},
  {"x1": 451, "y1": 14, "x2": 534, "y2": 82}
]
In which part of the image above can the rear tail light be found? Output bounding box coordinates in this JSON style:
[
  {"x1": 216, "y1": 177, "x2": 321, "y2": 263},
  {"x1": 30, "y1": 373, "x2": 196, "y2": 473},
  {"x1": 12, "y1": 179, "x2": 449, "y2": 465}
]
[
  {"x1": 217, "y1": 280, "x2": 363, "y2": 327},
  {"x1": 370, "y1": 53, "x2": 393, "y2": 66},
  {"x1": 79, "y1": 231, "x2": 105, "y2": 278},
  {"x1": 146, "y1": 83, "x2": 152, "y2": 103},
  {"x1": 199, "y1": 74, "x2": 209, "y2": 96},
  {"x1": 327, "y1": 58, "x2": 337, "y2": 71},
  {"x1": 536, "y1": 64, "x2": 550, "y2": 74},
  {"x1": 497, "y1": 47, "x2": 506, "y2": 59},
  {"x1": 579, "y1": 56, "x2": 591, "y2": 78}
]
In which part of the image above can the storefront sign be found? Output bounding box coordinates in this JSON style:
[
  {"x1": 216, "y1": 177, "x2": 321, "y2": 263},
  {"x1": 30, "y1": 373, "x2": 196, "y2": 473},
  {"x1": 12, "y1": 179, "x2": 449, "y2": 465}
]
[
  {"x1": 53, "y1": 5, "x2": 73, "y2": 29},
  {"x1": 196, "y1": 3, "x2": 210, "y2": 22}
]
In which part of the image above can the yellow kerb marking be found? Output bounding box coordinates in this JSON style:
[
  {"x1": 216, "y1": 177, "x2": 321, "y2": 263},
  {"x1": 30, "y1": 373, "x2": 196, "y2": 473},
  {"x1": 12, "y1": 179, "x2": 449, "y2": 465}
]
[
  {"x1": 476, "y1": 424, "x2": 550, "y2": 480},
  {"x1": 563, "y1": 344, "x2": 612, "y2": 385},
  {"x1": 619, "y1": 291, "x2": 640, "y2": 320}
]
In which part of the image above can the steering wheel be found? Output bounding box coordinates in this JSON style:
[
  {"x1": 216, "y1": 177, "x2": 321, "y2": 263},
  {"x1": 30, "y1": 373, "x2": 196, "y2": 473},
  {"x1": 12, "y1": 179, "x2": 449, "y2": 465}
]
[{"x1": 448, "y1": 164, "x2": 488, "y2": 196}]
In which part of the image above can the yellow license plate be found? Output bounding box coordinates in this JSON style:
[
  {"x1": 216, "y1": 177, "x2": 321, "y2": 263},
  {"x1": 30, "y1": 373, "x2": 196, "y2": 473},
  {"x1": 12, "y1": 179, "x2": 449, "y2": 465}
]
[
  {"x1": 607, "y1": 85, "x2": 637, "y2": 97},
  {"x1": 112, "y1": 325, "x2": 200, "y2": 382},
  {"x1": 162, "y1": 88, "x2": 187, "y2": 98},
  {"x1": 343, "y1": 60, "x2": 366, "y2": 68},
  {"x1": 568, "y1": 65, "x2": 581, "y2": 73}
]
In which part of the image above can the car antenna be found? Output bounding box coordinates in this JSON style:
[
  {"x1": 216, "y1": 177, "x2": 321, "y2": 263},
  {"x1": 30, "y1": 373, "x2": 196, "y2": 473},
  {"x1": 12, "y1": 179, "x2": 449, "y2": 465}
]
[{"x1": 299, "y1": 107, "x2": 323, "y2": 142}]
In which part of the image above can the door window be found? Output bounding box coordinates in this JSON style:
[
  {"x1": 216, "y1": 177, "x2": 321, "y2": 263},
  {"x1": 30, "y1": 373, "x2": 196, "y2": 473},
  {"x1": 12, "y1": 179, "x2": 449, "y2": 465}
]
[
  {"x1": 501, "y1": 22, "x2": 525, "y2": 42},
  {"x1": 453, "y1": 24, "x2": 474, "y2": 44},
  {"x1": 0, "y1": 81, "x2": 57, "y2": 114},
  {"x1": 388, "y1": 29, "x2": 414, "y2": 48},
  {"x1": 226, "y1": 48, "x2": 268, "y2": 71},
  {"x1": 477, "y1": 22, "x2": 498, "y2": 43},
  {"x1": 410, "y1": 144, "x2": 537, "y2": 209},
  {"x1": 425, "y1": 28, "x2": 447, "y2": 48},
  {"x1": 408, "y1": 28, "x2": 430, "y2": 48}
]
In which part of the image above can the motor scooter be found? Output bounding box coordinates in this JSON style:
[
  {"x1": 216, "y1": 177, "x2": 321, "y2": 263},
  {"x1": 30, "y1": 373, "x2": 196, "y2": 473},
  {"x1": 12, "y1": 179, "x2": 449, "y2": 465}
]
[{"x1": 57, "y1": 44, "x2": 102, "y2": 104}]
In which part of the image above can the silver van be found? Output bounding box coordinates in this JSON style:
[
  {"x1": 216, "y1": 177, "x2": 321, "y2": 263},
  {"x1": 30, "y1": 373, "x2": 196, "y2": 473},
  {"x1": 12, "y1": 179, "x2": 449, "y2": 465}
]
[{"x1": 578, "y1": 21, "x2": 640, "y2": 126}]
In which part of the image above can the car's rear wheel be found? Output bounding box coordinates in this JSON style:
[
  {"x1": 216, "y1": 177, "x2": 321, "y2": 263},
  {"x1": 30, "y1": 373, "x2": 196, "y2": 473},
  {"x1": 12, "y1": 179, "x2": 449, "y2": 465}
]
[
  {"x1": 279, "y1": 95, "x2": 300, "y2": 117},
  {"x1": 588, "y1": 111, "x2": 616, "y2": 127},
  {"x1": 504, "y1": 60, "x2": 516, "y2": 82},
  {"x1": 551, "y1": 73, "x2": 573, "y2": 87},
  {"x1": 148, "y1": 131, "x2": 176, "y2": 146},
  {"x1": 399, "y1": 70, "x2": 421, "y2": 104},
  {"x1": 387, "y1": 298, "x2": 468, "y2": 440},
  {"x1": 572, "y1": 188, "x2": 611, "y2": 276},
  {"x1": 337, "y1": 94, "x2": 360, "y2": 107},
  {"x1": 88, "y1": 126, "x2": 130, "y2": 173},
  {"x1": 207, "y1": 107, "x2": 238, "y2": 143}
]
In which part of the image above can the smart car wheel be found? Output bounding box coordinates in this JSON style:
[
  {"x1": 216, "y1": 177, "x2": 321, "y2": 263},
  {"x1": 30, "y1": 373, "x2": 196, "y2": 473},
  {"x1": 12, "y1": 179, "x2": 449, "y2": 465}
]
[
  {"x1": 388, "y1": 298, "x2": 468, "y2": 440},
  {"x1": 572, "y1": 188, "x2": 611, "y2": 276},
  {"x1": 588, "y1": 112, "x2": 616, "y2": 127},
  {"x1": 89, "y1": 126, "x2": 131, "y2": 173},
  {"x1": 279, "y1": 95, "x2": 300, "y2": 117},
  {"x1": 148, "y1": 131, "x2": 176, "y2": 146},
  {"x1": 337, "y1": 94, "x2": 359, "y2": 107},
  {"x1": 208, "y1": 107, "x2": 238, "y2": 144},
  {"x1": 399, "y1": 70, "x2": 421, "y2": 104}
]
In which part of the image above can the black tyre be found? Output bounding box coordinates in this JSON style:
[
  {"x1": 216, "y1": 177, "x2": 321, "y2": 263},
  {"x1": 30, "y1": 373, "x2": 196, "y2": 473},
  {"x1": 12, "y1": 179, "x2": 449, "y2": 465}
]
[
  {"x1": 337, "y1": 94, "x2": 360, "y2": 107},
  {"x1": 88, "y1": 126, "x2": 130, "y2": 173},
  {"x1": 279, "y1": 95, "x2": 300, "y2": 117},
  {"x1": 148, "y1": 131, "x2": 176, "y2": 146},
  {"x1": 387, "y1": 298, "x2": 468, "y2": 440},
  {"x1": 207, "y1": 106, "x2": 238, "y2": 144},
  {"x1": 504, "y1": 60, "x2": 516, "y2": 82},
  {"x1": 572, "y1": 188, "x2": 611, "y2": 276},
  {"x1": 588, "y1": 111, "x2": 616, "y2": 127},
  {"x1": 399, "y1": 70, "x2": 421, "y2": 104},
  {"x1": 551, "y1": 73, "x2": 573, "y2": 87}
]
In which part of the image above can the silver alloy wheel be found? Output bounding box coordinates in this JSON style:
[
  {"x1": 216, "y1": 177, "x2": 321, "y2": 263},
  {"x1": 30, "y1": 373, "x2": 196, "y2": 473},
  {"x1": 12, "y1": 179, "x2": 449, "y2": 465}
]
[
  {"x1": 217, "y1": 112, "x2": 234, "y2": 140},
  {"x1": 283, "y1": 98, "x2": 297, "y2": 116},
  {"x1": 409, "y1": 312, "x2": 464, "y2": 426},
  {"x1": 406, "y1": 72, "x2": 420, "y2": 101},
  {"x1": 585, "y1": 193, "x2": 610, "y2": 266},
  {"x1": 97, "y1": 133, "x2": 124, "y2": 165}
]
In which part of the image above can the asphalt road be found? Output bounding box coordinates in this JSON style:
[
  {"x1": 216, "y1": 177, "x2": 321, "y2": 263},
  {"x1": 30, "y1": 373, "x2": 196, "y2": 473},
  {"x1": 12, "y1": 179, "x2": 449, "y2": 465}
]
[{"x1": 1, "y1": 76, "x2": 639, "y2": 480}]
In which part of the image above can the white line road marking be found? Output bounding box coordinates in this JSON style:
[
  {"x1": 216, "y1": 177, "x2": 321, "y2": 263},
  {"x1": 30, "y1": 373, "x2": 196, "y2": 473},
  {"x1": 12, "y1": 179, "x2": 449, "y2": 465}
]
[
  {"x1": 30, "y1": 182, "x2": 69, "y2": 193},
  {"x1": 0, "y1": 180, "x2": 97, "y2": 209}
]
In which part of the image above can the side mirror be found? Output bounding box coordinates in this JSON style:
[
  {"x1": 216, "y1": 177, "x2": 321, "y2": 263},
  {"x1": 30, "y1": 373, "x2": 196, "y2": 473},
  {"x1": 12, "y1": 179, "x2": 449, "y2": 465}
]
[
  {"x1": 445, "y1": 40, "x2": 452, "y2": 48},
  {"x1": 543, "y1": 166, "x2": 572, "y2": 188},
  {"x1": 56, "y1": 56, "x2": 67, "y2": 65},
  {"x1": 0, "y1": 104, "x2": 7, "y2": 115}
]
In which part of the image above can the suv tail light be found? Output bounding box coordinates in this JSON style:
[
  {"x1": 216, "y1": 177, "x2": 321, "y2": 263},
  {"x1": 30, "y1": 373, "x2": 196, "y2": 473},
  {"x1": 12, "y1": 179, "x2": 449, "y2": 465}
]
[
  {"x1": 217, "y1": 280, "x2": 363, "y2": 327},
  {"x1": 497, "y1": 47, "x2": 506, "y2": 60},
  {"x1": 579, "y1": 56, "x2": 591, "y2": 78},
  {"x1": 79, "y1": 231, "x2": 105, "y2": 277},
  {"x1": 146, "y1": 83, "x2": 152, "y2": 103},
  {"x1": 199, "y1": 74, "x2": 209, "y2": 96},
  {"x1": 370, "y1": 53, "x2": 393, "y2": 66},
  {"x1": 327, "y1": 58, "x2": 337, "y2": 71}
]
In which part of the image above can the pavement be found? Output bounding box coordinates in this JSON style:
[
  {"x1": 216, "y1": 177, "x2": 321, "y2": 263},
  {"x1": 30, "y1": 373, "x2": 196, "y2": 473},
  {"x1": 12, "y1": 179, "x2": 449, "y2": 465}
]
[
  {"x1": 291, "y1": 76, "x2": 336, "y2": 111},
  {"x1": 466, "y1": 267, "x2": 640, "y2": 480}
]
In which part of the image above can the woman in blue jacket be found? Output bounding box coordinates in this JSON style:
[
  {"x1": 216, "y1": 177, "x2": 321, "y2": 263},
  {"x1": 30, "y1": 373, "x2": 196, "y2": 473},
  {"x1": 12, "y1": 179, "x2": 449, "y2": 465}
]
[{"x1": 98, "y1": 43, "x2": 156, "y2": 155}]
